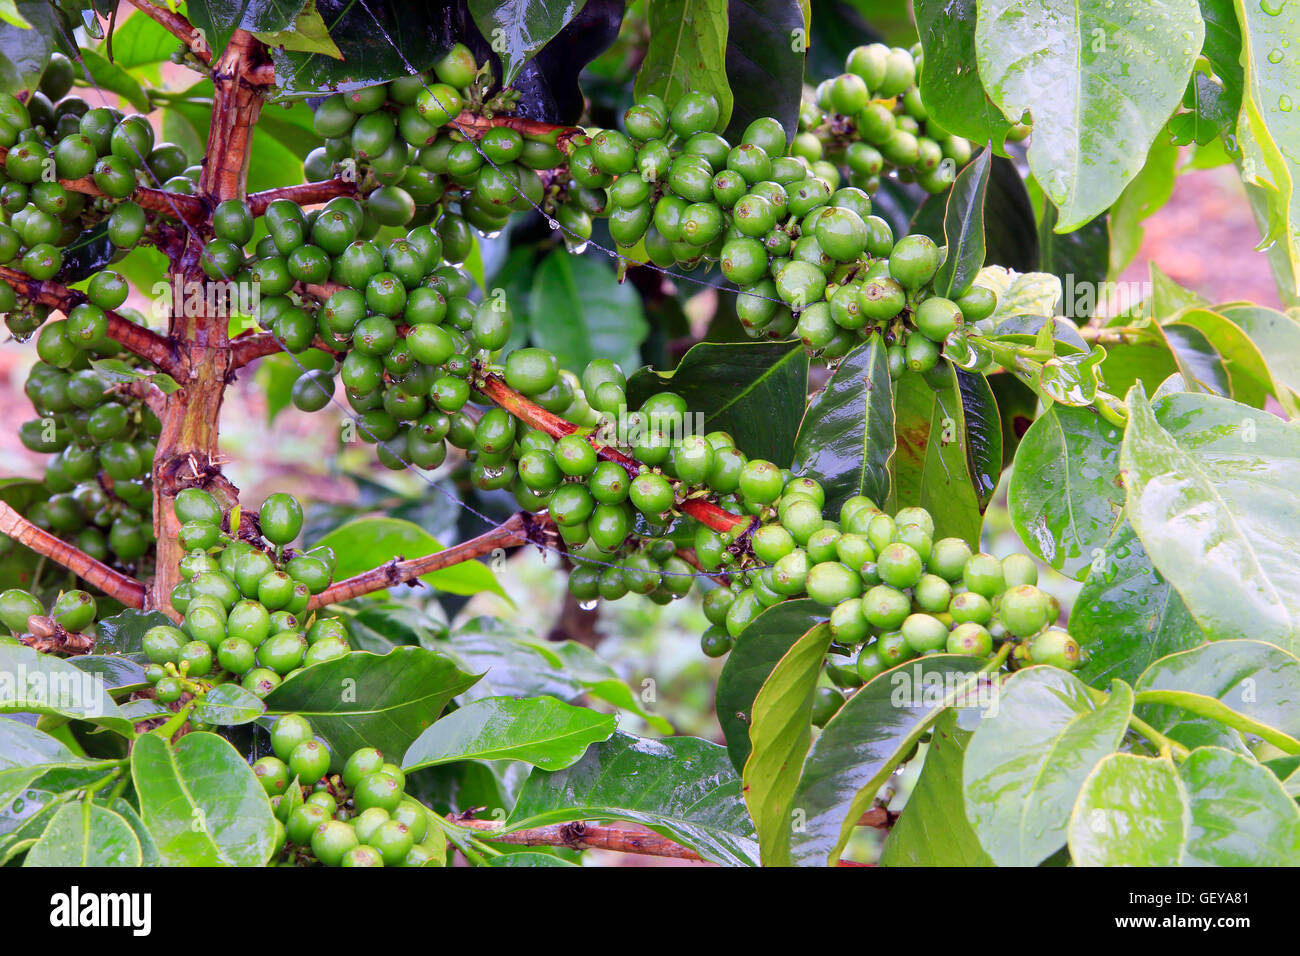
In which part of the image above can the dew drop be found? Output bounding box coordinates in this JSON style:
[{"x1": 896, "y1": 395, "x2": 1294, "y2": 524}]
[
  {"x1": 1280, "y1": 95, "x2": 1294, "y2": 111},
  {"x1": 1262, "y1": 0, "x2": 1285, "y2": 15},
  {"x1": 1269, "y1": 47, "x2": 1285, "y2": 63},
  {"x1": 578, "y1": 599, "x2": 599, "y2": 611}
]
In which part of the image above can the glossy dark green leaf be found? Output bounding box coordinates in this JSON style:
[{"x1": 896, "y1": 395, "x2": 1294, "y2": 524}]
[
  {"x1": 251, "y1": 1, "x2": 343, "y2": 58},
  {"x1": 911, "y1": 157, "x2": 1038, "y2": 274},
  {"x1": 1039, "y1": 201, "x2": 1110, "y2": 322},
  {"x1": 957, "y1": 368, "x2": 1002, "y2": 509},
  {"x1": 1009, "y1": 403, "x2": 1124, "y2": 579},
  {"x1": 0, "y1": 646, "x2": 131, "y2": 737},
  {"x1": 1220, "y1": 305, "x2": 1300, "y2": 418},
  {"x1": 192, "y1": 684, "x2": 266, "y2": 727},
  {"x1": 505, "y1": 732, "x2": 758, "y2": 866},
  {"x1": 963, "y1": 669, "x2": 1133, "y2": 866},
  {"x1": 790, "y1": 655, "x2": 989, "y2": 866},
  {"x1": 722, "y1": 0, "x2": 804, "y2": 144},
  {"x1": 1158, "y1": 321, "x2": 1230, "y2": 395},
  {"x1": 791, "y1": 338, "x2": 893, "y2": 517},
  {"x1": 107, "y1": 7, "x2": 179, "y2": 70},
  {"x1": 1135, "y1": 640, "x2": 1300, "y2": 752},
  {"x1": 187, "y1": 0, "x2": 307, "y2": 59},
  {"x1": 468, "y1": 0, "x2": 587, "y2": 85},
  {"x1": 445, "y1": 617, "x2": 584, "y2": 703},
  {"x1": 68, "y1": 655, "x2": 145, "y2": 690},
  {"x1": 974, "y1": 0, "x2": 1202, "y2": 230},
  {"x1": 111, "y1": 798, "x2": 161, "y2": 866},
  {"x1": 313, "y1": 516, "x2": 505, "y2": 599},
  {"x1": 0, "y1": 1, "x2": 65, "y2": 95},
  {"x1": 1197, "y1": 0, "x2": 1242, "y2": 120},
  {"x1": 914, "y1": 0, "x2": 1014, "y2": 152},
  {"x1": 528, "y1": 250, "x2": 648, "y2": 379},
  {"x1": 879, "y1": 710, "x2": 993, "y2": 866},
  {"x1": 91, "y1": 609, "x2": 174, "y2": 658},
  {"x1": 887, "y1": 366, "x2": 982, "y2": 546},
  {"x1": 635, "y1": 0, "x2": 732, "y2": 129},
  {"x1": 715, "y1": 599, "x2": 826, "y2": 773},
  {"x1": 403, "y1": 696, "x2": 616, "y2": 772},
  {"x1": 24, "y1": 801, "x2": 141, "y2": 867},
  {"x1": 743, "y1": 621, "x2": 832, "y2": 866},
  {"x1": 131, "y1": 731, "x2": 277, "y2": 866},
  {"x1": 1071, "y1": 520, "x2": 1206, "y2": 686},
  {"x1": 1121, "y1": 387, "x2": 1300, "y2": 651},
  {"x1": 1172, "y1": 308, "x2": 1274, "y2": 410},
  {"x1": 935, "y1": 147, "x2": 991, "y2": 299},
  {"x1": 629, "y1": 341, "x2": 807, "y2": 467},
  {"x1": 263, "y1": 647, "x2": 480, "y2": 761}
]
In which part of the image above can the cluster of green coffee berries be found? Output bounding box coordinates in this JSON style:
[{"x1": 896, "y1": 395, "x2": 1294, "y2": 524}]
[
  {"x1": 0, "y1": 79, "x2": 202, "y2": 303},
  {"x1": 798, "y1": 42, "x2": 976, "y2": 195},
  {"x1": 256, "y1": 713, "x2": 445, "y2": 867},
  {"x1": 696, "y1": 491, "x2": 1080, "y2": 722},
  {"x1": 303, "y1": 42, "x2": 551, "y2": 238},
  {"x1": 553, "y1": 90, "x2": 998, "y2": 366},
  {"x1": 18, "y1": 351, "x2": 159, "y2": 569},
  {"x1": 141, "y1": 489, "x2": 351, "y2": 699},
  {"x1": 0, "y1": 585, "x2": 97, "y2": 644}
]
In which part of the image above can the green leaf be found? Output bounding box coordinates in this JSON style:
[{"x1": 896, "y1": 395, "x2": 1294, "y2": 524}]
[
  {"x1": 76, "y1": 48, "x2": 150, "y2": 112},
  {"x1": 975, "y1": 266, "x2": 1061, "y2": 320},
  {"x1": 914, "y1": 0, "x2": 1015, "y2": 152},
  {"x1": 486, "y1": 850, "x2": 578, "y2": 866},
  {"x1": 187, "y1": 0, "x2": 308, "y2": 59},
  {"x1": 1135, "y1": 640, "x2": 1300, "y2": 753},
  {"x1": 743, "y1": 621, "x2": 833, "y2": 866},
  {"x1": 722, "y1": 0, "x2": 804, "y2": 144},
  {"x1": 715, "y1": 598, "x2": 826, "y2": 772},
  {"x1": 957, "y1": 368, "x2": 1003, "y2": 510},
  {"x1": 963, "y1": 669, "x2": 1133, "y2": 866},
  {"x1": 505, "y1": 732, "x2": 758, "y2": 866},
  {"x1": 110, "y1": 798, "x2": 161, "y2": 866},
  {"x1": 628, "y1": 340, "x2": 808, "y2": 467},
  {"x1": 1071, "y1": 520, "x2": 1207, "y2": 686},
  {"x1": 445, "y1": 618, "x2": 584, "y2": 702},
  {"x1": 192, "y1": 684, "x2": 266, "y2": 727},
  {"x1": 24, "y1": 801, "x2": 141, "y2": 867},
  {"x1": 527, "y1": 250, "x2": 648, "y2": 380},
  {"x1": 1177, "y1": 746, "x2": 1300, "y2": 864},
  {"x1": 791, "y1": 339, "x2": 893, "y2": 518},
  {"x1": 131, "y1": 731, "x2": 277, "y2": 866},
  {"x1": 1158, "y1": 321, "x2": 1230, "y2": 395},
  {"x1": 1038, "y1": 200, "x2": 1111, "y2": 322},
  {"x1": 935, "y1": 147, "x2": 992, "y2": 299},
  {"x1": 1067, "y1": 752, "x2": 1186, "y2": 865},
  {"x1": 0, "y1": 645, "x2": 132, "y2": 737},
  {"x1": 1107, "y1": 135, "x2": 1178, "y2": 278},
  {"x1": 0, "y1": 1, "x2": 63, "y2": 95},
  {"x1": 69, "y1": 655, "x2": 146, "y2": 690},
  {"x1": 1219, "y1": 304, "x2": 1300, "y2": 417},
  {"x1": 253, "y1": 0, "x2": 343, "y2": 58},
  {"x1": 402, "y1": 696, "x2": 616, "y2": 772},
  {"x1": 789, "y1": 655, "x2": 989, "y2": 866},
  {"x1": 1233, "y1": 0, "x2": 1300, "y2": 299},
  {"x1": 468, "y1": 0, "x2": 588, "y2": 86},
  {"x1": 1008, "y1": 403, "x2": 1125, "y2": 579},
  {"x1": 546, "y1": 641, "x2": 672, "y2": 734},
  {"x1": 879, "y1": 710, "x2": 993, "y2": 866},
  {"x1": 93, "y1": 609, "x2": 174, "y2": 657},
  {"x1": 1198, "y1": 0, "x2": 1243, "y2": 121},
  {"x1": 1121, "y1": 386, "x2": 1300, "y2": 650},
  {"x1": 634, "y1": 0, "x2": 732, "y2": 130},
  {"x1": 313, "y1": 516, "x2": 505, "y2": 599},
  {"x1": 1168, "y1": 308, "x2": 1273, "y2": 408},
  {"x1": 974, "y1": 0, "x2": 1203, "y2": 230},
  {"x1": 264, "y1": 647, "x2": 479, "y2": 762},
  {"x1": 887, "y1": 366, "x2": 983, "y2": 547}
]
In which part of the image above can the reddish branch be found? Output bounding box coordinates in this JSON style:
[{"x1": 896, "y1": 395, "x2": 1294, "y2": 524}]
[
  {"x1": 0, "y1": 146, "x2": 208, "y2": 225},
  {"x1": 0, "y1": 501, "x2": 147, "y2": 607},
  {"x1": 455, "y1": 818, "x2": 704, "y2": 861},
  {"x1": 247, "y1": 179, "x2": 358, "y2": 216},
  {"x1": 450, "y1": 112, "x2": 582, "y2": 146},
  {"x1": 478, "y1": 374, "x2": 749, "y2": 535},
  {"x1": 0, "y1": 266, "x2": 184, "y2": 377},
  {"x1": 307, "y1": 511, "x2": 553, "y2": 609},
  {"x1": 124, "y1": 0, "x2": 211, "y2": 65}
]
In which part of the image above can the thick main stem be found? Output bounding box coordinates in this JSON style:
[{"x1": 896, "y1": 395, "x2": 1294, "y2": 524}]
[{"x1": 149, "y1": 29, "x2": 269, "y2": 614}]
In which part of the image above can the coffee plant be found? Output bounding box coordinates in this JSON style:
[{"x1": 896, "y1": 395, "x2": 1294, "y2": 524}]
[{"x1": 0, "y1": 0, "x2": 1297, "y2": 870}]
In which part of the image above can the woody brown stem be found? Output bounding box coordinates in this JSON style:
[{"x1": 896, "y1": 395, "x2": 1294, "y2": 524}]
[
  {"x1": 247, "y1": 178, "x2": 358, "y2": 216},
  {"x1": 0, "y1": 266, "x2": 183, "y2": 377},
  {"x1": 0, "y1": 502, "x2": 147, "y2": 607}
]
